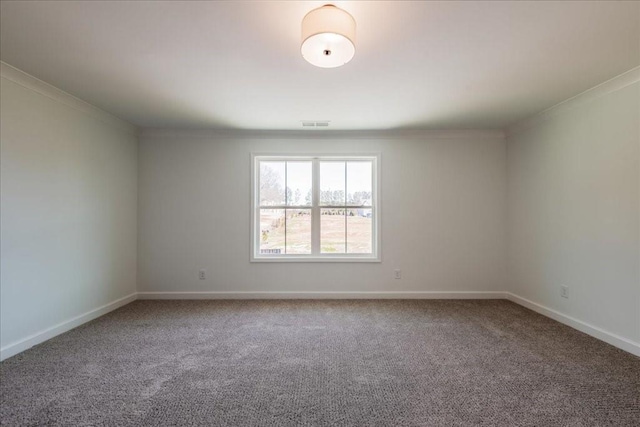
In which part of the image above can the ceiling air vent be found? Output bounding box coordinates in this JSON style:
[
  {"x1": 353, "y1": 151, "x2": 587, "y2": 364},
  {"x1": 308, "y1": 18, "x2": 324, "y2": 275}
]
[{"x1": 301, "y1": 121, "x2": 330, "y2": 128}]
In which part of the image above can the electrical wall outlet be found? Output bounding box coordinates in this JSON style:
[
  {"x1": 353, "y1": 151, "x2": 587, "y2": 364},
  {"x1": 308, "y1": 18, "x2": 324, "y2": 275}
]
[
  {"x1": 199, "y1": 269, "x2": 206, "y2": 280},
  {"x1": 394, "y1": 269, "x2": 402, "y2": 279},
  {"x1": 560, "y1": 285, "x2": 569, "y2": 299}
]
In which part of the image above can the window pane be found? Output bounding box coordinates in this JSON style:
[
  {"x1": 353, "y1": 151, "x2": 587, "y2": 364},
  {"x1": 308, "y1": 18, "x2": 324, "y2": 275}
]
[
  {"x1": 260, "y1": 162, "x2": 285, "y2": 206},
  {"x1": 347, "y1": 208, "x2": 372, "y2": 253},
  {"x1": 321, "y1": 208, "x2": 346, "y2": 253},
  {"x1": 286, "y1": 162, "x2": 312, "y2": 206},
  {"x1": 346, "y1": 161, "x2": 372, "y2": 206},
  {"x1": 259, "y1": 209, "x2": 285, "y2": 254},
  {"x1": 285, "y1": 209, "x2": 311, "y2": 254},
  {"x1": 320, "y1": 161, "x2": 345, "y2": 206}
]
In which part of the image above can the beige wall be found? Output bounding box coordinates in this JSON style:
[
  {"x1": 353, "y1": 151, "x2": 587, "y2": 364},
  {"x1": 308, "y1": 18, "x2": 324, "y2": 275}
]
[
  {"x1": 0, "y1": 74, "x2": 138, "y2": 352},
  {"x1": 138, "y1": 132, "x2": 507, "y2": 295},
  {"x1": 507, "y1": 81, "x2": 640, "y2": 345}
]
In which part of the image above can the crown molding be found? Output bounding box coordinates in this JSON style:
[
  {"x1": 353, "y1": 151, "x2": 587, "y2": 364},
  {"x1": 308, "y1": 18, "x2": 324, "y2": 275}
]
[
  {"x1": 507, "y1": 66, "x2": 640, "y2": 137},
  {"x1": 1, "y1": 61, "x2": 138, "y2": 135},
  {"x1": 139, "y1": 128, "x2": 505, "y2": 141}
]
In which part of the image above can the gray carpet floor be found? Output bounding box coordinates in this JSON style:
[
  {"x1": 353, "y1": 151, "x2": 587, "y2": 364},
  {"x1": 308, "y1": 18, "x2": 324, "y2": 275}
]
[{"x1": 1, "y1": 300, "x2": 639, "y2": 426}]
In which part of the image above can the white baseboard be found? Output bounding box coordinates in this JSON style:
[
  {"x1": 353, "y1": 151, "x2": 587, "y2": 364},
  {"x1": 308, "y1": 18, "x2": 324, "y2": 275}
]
[
  {"x1": 506, "y1": 293, "x2": 640, "y2": 357},
  {"x1": 136, "y1": 291, "x2": 507, "y2": 300},
  {"x1": 3, "y1": 291, "x2": 636, "y2": 361},
  {"x1": 0, "y1": 293, "x2": 137, "y2": 361}
]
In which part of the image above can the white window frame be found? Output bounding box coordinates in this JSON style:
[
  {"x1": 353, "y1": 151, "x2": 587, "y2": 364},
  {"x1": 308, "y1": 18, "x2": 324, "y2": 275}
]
[{"x1": 251, "y1": 154, "x2": 381, "y2": 262}]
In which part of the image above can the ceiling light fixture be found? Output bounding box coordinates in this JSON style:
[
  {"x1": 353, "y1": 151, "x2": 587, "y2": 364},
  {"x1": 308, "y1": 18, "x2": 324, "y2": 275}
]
[{"x1": 301, "y1": 4, "x2": 356, "y2": 68}]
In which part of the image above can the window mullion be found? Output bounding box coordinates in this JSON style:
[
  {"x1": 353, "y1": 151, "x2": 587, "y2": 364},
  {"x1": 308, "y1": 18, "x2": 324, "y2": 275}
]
[
  {"x1": 284, "y1": 162, "x2": 287, "y2": 254},
  {"x1": 311, "y1": 159, "x2": 321, "y2": 255},
  {"x1": 344, "y1": 161, "x2": 348, "y2": 254}
]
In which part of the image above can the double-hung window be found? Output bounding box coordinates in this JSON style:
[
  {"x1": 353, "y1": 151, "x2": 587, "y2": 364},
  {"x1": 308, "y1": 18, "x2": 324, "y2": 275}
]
[{"x1": 251, "y1": 155, "x2": 380, "y2": 261}]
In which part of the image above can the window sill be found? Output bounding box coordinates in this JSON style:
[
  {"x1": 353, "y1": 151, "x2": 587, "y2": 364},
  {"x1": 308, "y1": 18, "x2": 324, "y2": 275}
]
[{"x1": 251, "y1": 256, "x2": 381, "y2": 263}]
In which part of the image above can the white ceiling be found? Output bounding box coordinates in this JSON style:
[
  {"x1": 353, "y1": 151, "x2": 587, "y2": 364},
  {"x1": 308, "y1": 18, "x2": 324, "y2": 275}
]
[{"x1": 1, "y1": 1, "x2": 638, "y2": 130}]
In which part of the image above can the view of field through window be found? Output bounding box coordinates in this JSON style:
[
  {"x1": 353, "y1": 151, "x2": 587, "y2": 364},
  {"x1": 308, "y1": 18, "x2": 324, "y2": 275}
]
[{"x1": 259, "y1": 159, "x2": 373, "y2": 255}]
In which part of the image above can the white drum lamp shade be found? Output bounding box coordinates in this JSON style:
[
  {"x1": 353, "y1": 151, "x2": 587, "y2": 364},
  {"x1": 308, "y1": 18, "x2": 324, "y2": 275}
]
[{"x1": 301, "y1": 4, "x2": 356, "y2": 68}]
